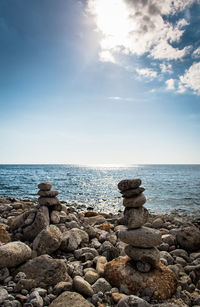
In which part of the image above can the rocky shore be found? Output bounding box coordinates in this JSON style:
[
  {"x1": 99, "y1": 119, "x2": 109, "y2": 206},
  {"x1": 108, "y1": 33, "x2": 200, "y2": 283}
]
[{"x1": 0, "y1": 181, "x2": 200, "y2": 307}]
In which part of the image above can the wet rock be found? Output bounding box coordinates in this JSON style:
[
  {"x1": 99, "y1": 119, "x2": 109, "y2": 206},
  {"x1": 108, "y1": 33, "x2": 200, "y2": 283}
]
[
  {"x1": 176, "y1": 226, "x2": 200, "y2": 251},
  {"x1": 38, "y1": 182, "x2": 52, "y2": 191},
  {"x1": 61, "y1": 228, "x2": 89, "y2": 252},
  {"x1": 124, "y1": 207, "x2": 149, "y2": 229},
  {"x1": 23, "y1": 206, "x2": 49, "y2": 241},
  {"x1": 124, "y1": 246, "x2": 160, "y2": 267},
  {"x1": 49, "y1": 291, "x2": 94, "y2": 307},
  {"x1": 104, "y1": 256, "x2": 177, "y2": 301},
  {"x1": 33, "y1": 225, "x2": 62, "y2": 255},
  {"x1": 117, "y1": 295, "x2": 150, "y2": 307},
  {"x1": 118, "y1": 227, "x2": 161, "y2": 248},
  {"x1": 0, "y1": 241, "x2": 32, "y2": 268},
  {"x1": 118, "y1": 179, "x2": 142, "y2": 191},
  {"x1": 73, "y1": 276, "x2": 94, "y2": 297},
  {"x1": 16, "y1": 254, "x2": 72, "y2": 288},
  {"x1": 123, "y1": 194, "x2": 146, "y2": 208}
]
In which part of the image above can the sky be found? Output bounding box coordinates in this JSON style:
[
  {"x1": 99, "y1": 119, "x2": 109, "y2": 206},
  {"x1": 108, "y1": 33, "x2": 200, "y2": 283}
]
[{"x1": 0, "y1": 0, "x2": 200, "y2": 165}]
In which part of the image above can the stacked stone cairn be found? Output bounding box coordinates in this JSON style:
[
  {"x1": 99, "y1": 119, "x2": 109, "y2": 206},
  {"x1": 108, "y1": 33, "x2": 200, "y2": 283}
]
[{"x1": 117, "y1": 178, "x2": 162, "y2": 273}]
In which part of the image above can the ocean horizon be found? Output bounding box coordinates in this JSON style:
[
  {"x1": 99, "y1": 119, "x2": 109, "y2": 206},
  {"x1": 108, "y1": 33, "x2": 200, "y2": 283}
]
[{"x1": 0, "y1": 164, "x2": 199, "y2": 217}]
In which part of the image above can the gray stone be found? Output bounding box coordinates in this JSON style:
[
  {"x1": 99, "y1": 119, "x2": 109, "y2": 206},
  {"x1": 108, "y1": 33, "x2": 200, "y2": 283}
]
[
  {"x1": 136, "y1": 261, "x2": 151, "y2": 273},
  {"x1": 49, "y1": 291, "x2": 94, "y2": 307},
  {"x1": 23, "y1": 206, "x2": 49, "y2": 241},
  {"x1": 92, "y1": 277, "x2": 112, "y2": 294},
  {"x1": 16, "y1": 254, "x2": 72, "y2": 288},
  {"x1": 61, "y1": 228, "x2": 89, "y2": 252},
  {"x1": 38, "y1": 197, "x2": 60, "y2": 206},
  {"x1": 0, "y1": 241, "x2": 32, "y2": 268},
  {"x1": 26, "y1": 290, "x2": 43, "y2": 307},
  {"x1": 117, "y1": 295, "x2": 150, "y2": 307},
  {"x1": 0, "y1": 267, "x2": 10, "y2": 281},
  {"x1": 33, "y1": 225, "x2": 62, "y2": 255},
  {"x1": 123, "y1": 193, "x2": 146, "y2": 208},
  {"x1": 160, "y1": 251, "x2": 174, "y2": 265},
  {"x1": 152, "y1": 218, "x2": 164, "y2": 229},
  {"x1": 0, "y1": 287, "x2": 9, "y2": 304},
  {"x1": 176, "y1": 226, "x2": 200, "y2": 251},
  {"x1": 38, "y1": 190, "x2": 58, "y2": 197},
  {"x1": 99, "y1": 241, "x2": 120, "y2": 261},
  {"x1": 162, "y1": 234, "x2": 175, "y2": 246},
  {"x1": 124, "y1": 207, "x2": 149, "y2": 228},
  {"x1": 74, "y1": 247, "x2": 98, "y2": 260},
  {"x1": 118, "y1": 179, "x2": 142, "y2": 191},
  {"x1": 121, "y1": 187, "x2": 145, "y2": 198},
  {"x1": 118, "y1": 227, "x2": 161, "y2": 248},
  {"x1": 38, "y1": 182, "x2": 52, "y2": 191},
  {"x1": 125, "y1": 246, "x2": 160, "y2": 267},
  {"x1": 73, "y1": 276, "x2": 94, "y2": 297},
  {"x1": 50, "y1": 210, "x2": 60, "y2": 224}
]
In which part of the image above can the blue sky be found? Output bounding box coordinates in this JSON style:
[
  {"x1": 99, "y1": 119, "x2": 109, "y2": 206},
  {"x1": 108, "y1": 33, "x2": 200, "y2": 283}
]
[{"x1": 0, "y1": 0, "x2": 200, "y2": 164}]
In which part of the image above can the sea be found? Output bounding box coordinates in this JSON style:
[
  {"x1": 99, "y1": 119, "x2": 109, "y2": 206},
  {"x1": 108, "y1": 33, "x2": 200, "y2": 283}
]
[{"x1": 0, "y1": 164, "x2": 199, "y2": 217}]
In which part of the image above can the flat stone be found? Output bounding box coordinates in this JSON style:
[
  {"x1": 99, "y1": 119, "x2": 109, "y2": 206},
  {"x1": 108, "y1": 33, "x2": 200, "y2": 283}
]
[
  {"x1": 118, "y1": 227, "x2": 162, "y2": 248},
  {"x1": 73, "y1": 276, "x2": 94, "y2": 297},
  {"x1": 49, "y1": 291, "x2": 94, "y2": 307},
  {"x1": 117, "y1": 294, "x2": 150, "y2": 307},
  {"x1": 0, "y1": 241, "x2": 32, "y2": 268},
  {"x1": 123, "y1": 193, "x2": 146, "y2": 208},
  {"x1": 176, "y1": 226, "x2": 200, "y2": 251},
  {"x1": 118, "y1": 179, "x2": 142, "y2": 191},
  {"x1": 38, "y1": 190, "x2": 59, "y2": 197},
  {"x1": 124, "y1": 246, "x2": 160, "y2": 267},
  {"x1": 33, "y1": 225, "x2": 62, "y2": 255},
  {"x1": 38, "y1": 182, "x2": 52, "y2": 191},
  {"x1": 124, "y1": 207, "x2": 149, "y2": 228},
  {"x1": 38, "y1": 197, "x2": 60, "y2": 206},
  {"x1": 16, "y1": 254, "x2": 72, "y2": 288},
  {"x1": 104, "y1": 256, "x2": 177, "y2": 301},
  {"x1": 23, "y1": 206, "x2": 49, "y2": 241},
  {"x1": 121, "y1": 187, "x2": 145, "y2": 198}
]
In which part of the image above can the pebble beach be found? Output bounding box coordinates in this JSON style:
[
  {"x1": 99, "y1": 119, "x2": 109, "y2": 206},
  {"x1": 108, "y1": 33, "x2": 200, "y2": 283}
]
[{"x1": 0, "y1": 181, "x2": 200, "y2": 307}]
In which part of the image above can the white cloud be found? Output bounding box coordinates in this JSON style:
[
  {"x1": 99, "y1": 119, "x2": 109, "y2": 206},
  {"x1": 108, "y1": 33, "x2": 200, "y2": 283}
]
[
  {"x1": 99, "y1": 50, "x2": 116, "y2": 63},
  {"x1": 88, "y1": 0, "x2": 195, "y2": 61},
  {"x1": 108, "y1": 96, "x2": 122, "y2": 100},
  {"x1": 136, "y1": 68, "x2": 157, "y2": 78},
  {"x1": 166, "y1": 78, "x2": 175, "y2": 90},
  {"x1": 179, "y1": 62, "x2": 200, "y2": 95},
  {"x1": 160, "y1": 63, "x2": 173, "y2": 73},
  {"x1": 193, "y1": 46, "x2": 200, "y2": 58}
]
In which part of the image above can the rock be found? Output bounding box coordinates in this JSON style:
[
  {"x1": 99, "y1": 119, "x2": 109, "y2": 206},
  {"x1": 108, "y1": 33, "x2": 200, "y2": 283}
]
[
  {"x1": 0, "y1": 288, "x2": 9, "y2": 304},
  {"x1": 124, "y1": 207, "x2": 149, "y2": 229},
  {"x1": 38, "y1": 197, "x2": 60, "y2": 206},
  {"x1": 104, "y1": 256, "x2": 177, "y2": 301},
  {"x1": 38, "y1": 190, "x2": 58, "y2": 197},
  {"x1": 0, "y1": 241, "x2": 32, "y2": 268},
  {"x1": 112, "y1": 293, "x2": 126, "y2": 303},
  {"x1": 117, "y1": 295, "x2": 150, "y2": 307},
  {"x1": 176, "y1": 226, "x2": 200, "y2": 251},
  {"x1": 96, "y1": 256, "x2": 107, "y2": 275},
  {"x1": 49, "y1": 291, "x2": 94, "y2": 307},
  {"x1": 33, "y1": 225, "x2": 62, "y2": 255},
  {"x1": 53, "y1": 281, "x2": 72, "y2": 295},
  {"x1": 136, "y1": 261, "x2": 151, "y2": 273},
  {"x1": 121, "y1": 187, "x2": 145, "y2": 198},
  {"x1": 123, "y1": 194, "x2": 146, "y2": 208},
  {"x1": 16, "y1": 254, "x2": 72, "y2": 288},
  {"x1": 73, "y1": 276, "x2": 94, "y2": 297},
  {"x1": 23, "y1": 206, "x2": 49, "y2": 241},
  {"x1": 74, "y1": 247, "x2": 98, "y2": 260},
  {"x1": 124, "y1": 246, "x2": 160, "y2": 267},
  {"x1": 162, "y1": 234, "x2": 175, "y2": 246},
  {"x1": 26, "y1": 290, "x2": 43, "y2": 307},
  {"x1": 160, "y1": 251, "x2": 174, "y2": 265},
  {"x1": 85, "y1": 212, "x2": 99, "y2": 217},
  {"x1": 170, "y1": 249, "x2": 189, "y2": 261},
  {"x1": 50, "y1": 211, "x2": 61, "y2": 224},
  {"x1": 0, "y1": 267, "x2": 10, "y2": 281},
  {"x1": 92, "y1": 277, "x2": 112, "y2": 294},
  {"x1": 97, "y1": 223, "x2": 112, "y2": 232},
  {"x1": 61, "y1": 228, "x2": 89, "y2": 252},
  {"x1": 99, "y1": 241, "x2": 120, "y2": 261},
  {"x1": 118, "y1": 227, "x2": 161, "y2": 247},
  {"x1": 84, "y1": 215, "x2": 106, "y2": 226},
  {"x1": 15, "y1": 278, "x2": 38, "y2": 291},
  {"x1": 38, "y1": 182, "x2": 52, "y2": 191},
  {"x1": 118, "y1": 179, "x2": 142, "y2": 191},
  {"x1": 84, "y1": 270, "x2": 99, "y2": 284},
  {"x1": 0, "y1": 224, "x2": 11, "y2": 243},
  {"x1": 9, "y1": 210, "x2": 31, "y2": 231},
  {"x1": 152, "y1": 218, "x2": 164, "y2": 229}
]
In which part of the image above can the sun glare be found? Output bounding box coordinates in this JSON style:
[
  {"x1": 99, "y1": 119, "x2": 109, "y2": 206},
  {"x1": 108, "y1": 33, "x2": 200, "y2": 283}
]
[{"x1": 89, "y1": 0, "x2": 133, "y2": 50}]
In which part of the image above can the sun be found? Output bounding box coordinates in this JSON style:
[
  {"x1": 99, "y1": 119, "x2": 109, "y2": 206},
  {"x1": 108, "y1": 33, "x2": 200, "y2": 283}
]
[{"x1": 88, "y1": 0, "x2": 133, "y2": 50}]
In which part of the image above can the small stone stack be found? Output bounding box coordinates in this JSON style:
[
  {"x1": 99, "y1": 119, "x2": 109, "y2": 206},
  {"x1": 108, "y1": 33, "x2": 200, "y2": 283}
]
[
  {"x1": 118, "y1": 178, "x2": 161, "y2": 273},
  {"x1": 38, "y1": 182, "x2": 62, "y2": 223}
]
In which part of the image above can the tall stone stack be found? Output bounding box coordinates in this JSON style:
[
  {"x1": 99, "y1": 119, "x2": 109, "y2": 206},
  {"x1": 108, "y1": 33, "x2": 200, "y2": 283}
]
[{"x1": 118, "y1": 178, "x2": 161, "y2": 273}]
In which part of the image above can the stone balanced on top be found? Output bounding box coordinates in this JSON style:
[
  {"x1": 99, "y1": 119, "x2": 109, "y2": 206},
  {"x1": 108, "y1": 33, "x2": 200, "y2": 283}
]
[{"x1": 118, "y1": 178, "x2": 161, "y2": 273}]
